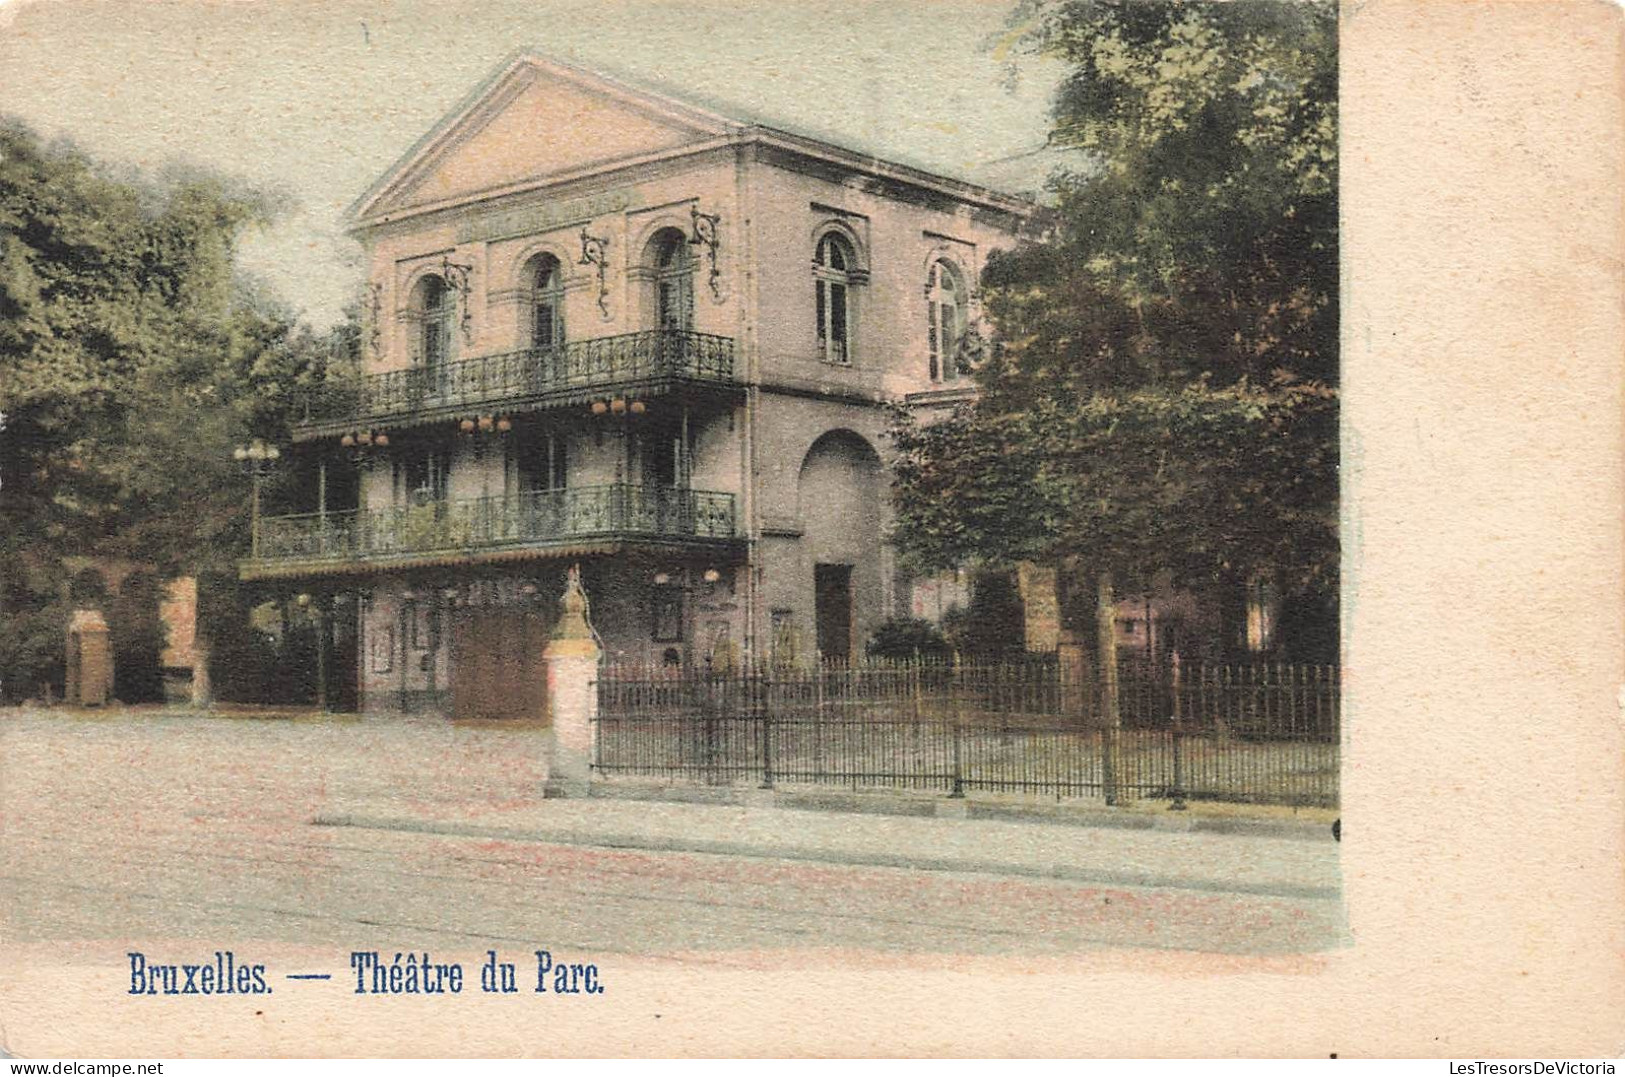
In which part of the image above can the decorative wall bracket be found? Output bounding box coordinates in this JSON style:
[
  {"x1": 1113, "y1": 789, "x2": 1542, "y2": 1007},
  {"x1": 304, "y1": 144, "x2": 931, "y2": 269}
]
[
  {"x1": 689, "y1": 205, "x2": 722, "y2": 300},
  {"x1": 578, "y1": 229, "x2": 611, "y2": 316},
  {"x1": 366, "y1": 281, "x2": 384, "y2": 358},
  {"x1": 439, "y1": 254, "x2": 475, "y2": 343}
]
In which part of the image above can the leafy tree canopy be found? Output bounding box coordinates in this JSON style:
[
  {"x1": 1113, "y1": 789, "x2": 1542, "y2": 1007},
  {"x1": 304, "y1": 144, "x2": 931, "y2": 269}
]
[
  {"x1": 0, "y1": 120, "x2": 354, "y2": 576},
  {"x1": 985, "y1": 0, "x2": 1337, "y2": 394},
  {"x1": 0, "y1": 120, "x2": 356, "y2": 696},
  {"x1": 892, "y1": 0, "x2": 1338, "y2": 620},
  {"x1": 890, "y1": 378, "x2": 1337, "y2": 594}
]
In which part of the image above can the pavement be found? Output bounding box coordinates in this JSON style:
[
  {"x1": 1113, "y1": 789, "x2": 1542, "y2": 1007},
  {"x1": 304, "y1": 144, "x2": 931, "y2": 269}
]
[
  {"x1": 317, "y1": 780, "x2": 1340, "y2": 902},
  {"x1": 7, "y1": 704, "x2": 1341, "y2": 903}
]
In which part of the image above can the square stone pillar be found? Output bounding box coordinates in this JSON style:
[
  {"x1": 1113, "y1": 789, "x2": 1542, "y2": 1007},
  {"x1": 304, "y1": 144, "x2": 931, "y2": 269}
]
[
  {"x1": 542, "y1": 566, "x2": 601, "y2": 799},
  {"x1": 66, "y1": 609, "x2": 113, "y2": 707}
]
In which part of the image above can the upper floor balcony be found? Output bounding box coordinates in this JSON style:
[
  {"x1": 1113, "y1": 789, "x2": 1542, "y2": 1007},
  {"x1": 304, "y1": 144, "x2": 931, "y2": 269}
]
[
  {"x1": 294, "y1": 329, "x2": 737, "y2": 442},
  {"x1": 240, "y1": 484, "x2": 740, "y2": 580}
]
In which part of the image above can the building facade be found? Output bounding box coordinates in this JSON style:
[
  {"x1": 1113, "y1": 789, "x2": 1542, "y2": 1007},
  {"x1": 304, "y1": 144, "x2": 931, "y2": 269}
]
[{"x1": 237, "y1": 54, "x2": 1033, "y2": 714}]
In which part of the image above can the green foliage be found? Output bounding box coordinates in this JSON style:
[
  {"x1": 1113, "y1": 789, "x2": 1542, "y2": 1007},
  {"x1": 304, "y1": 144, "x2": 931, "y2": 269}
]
[
  {"x1": 0, "y1": 562, "x2": 67, "y2": 701},
  {"x1": 109, "y1": 570, "x2": 167, "y2": 703},
  {"x1": 0, "y1": 120, "x2": 356, "y2": 698},
  {"x1": 893, "y1": 379, "x2": 1337, "y2": 595},
  {"x1": 892, "y1": 1, "x2": 1338, "y2": 625},
  {"x1": 989, "y1": 0, "x2": 1337, "y2": 390},
  {"x1": 942, "y1": 570, "x2": 1030, "y2": 659},
  {"x1": 864, "y1": 618, "x2": 954, "y2": 662}
]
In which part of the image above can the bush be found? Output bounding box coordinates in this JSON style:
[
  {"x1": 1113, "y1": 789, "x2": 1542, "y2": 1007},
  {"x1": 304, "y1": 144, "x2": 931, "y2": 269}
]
[{"x1": 864, "y1": 618, "x2": 953, "y2": 662}]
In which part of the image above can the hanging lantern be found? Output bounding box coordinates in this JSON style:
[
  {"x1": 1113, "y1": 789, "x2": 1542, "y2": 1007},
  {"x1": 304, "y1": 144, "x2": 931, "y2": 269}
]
[
  {"x1": 375, "y1": 433, "x2": 390, "y2": 447},
  {"x1": 460, "y1": 418, "x2": 476, "y2": 433},
  {"x1": 610, "y1": 398, "x2": 627, "y2": 415},
  {"x1": 340, "y1": 434, "x2": 354, "y2": 448},
  {"x1": 629, "y1": 400, "x2": 646, "y2": 415},
  {"x1": 703, "y1": 568, "x2": 721, "y2": 584},
  {"x1": 496, "y1": 417, "x2": 512, "y2": 433},
  {"x1": 357, "y1": 430, "x2": 372, "y2": 446},
  {"x1": 478, "y1": 415, "x2": 494, "y2": 432},
  {"x1": 653, "y1": 571, "x2": 670, "y2": 585},
  {"x1": 591, "y1": 401, "x2": 608, "y2": 416}
]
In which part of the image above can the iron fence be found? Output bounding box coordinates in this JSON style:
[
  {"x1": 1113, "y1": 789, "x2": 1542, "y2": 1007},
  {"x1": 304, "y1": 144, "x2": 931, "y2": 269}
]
[
  {"x1": 593, "y1": 659, "x2": 1339, "y2": 808},
  {"x1": 250, "y1": 484, "x2": 737, "y2": 564},
  {"x1": 300, "y1": 329, "x2": 735, "y2": 424}
]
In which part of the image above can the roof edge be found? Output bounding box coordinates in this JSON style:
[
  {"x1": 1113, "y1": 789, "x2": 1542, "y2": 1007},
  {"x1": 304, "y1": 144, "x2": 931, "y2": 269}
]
[{"x1": 345, "y1": 50, "x2": 744, "y2": 226}]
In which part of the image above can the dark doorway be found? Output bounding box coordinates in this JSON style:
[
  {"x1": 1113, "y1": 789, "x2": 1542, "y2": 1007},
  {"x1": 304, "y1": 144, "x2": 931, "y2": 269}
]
[
  {"x1": 815, "y1": 563, "x2": 853, "y2": 664},
  {"x1": 450, "y1": 606, "x2": 549, "y2": 721},
  {"x1": 325, "y1": 594, "x2": 361, "y2": 713}
]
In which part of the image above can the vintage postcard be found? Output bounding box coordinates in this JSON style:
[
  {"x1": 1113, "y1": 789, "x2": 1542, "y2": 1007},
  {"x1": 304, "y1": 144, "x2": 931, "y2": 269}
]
[{"x1": 0, "y1": 0, "x2": 1620, "y2": 1059}]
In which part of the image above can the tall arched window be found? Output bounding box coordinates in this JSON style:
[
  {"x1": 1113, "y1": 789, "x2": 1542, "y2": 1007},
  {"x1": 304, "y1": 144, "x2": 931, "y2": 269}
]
[
  {"x1": 411, "y1": 274, "x2": 452, "y2": 382},
  {"x1": 528, "y1": 254, "x2": 565, "y2": 351},
  {"x1": 926, "y1": 259, "x2": 966, "y2": 382},
  {"x1": 649, "y1": 229, "x2": 693, "y2": 334},
  {"x1": 814, "y1": 234, "x2": 853, "y2": 365}
]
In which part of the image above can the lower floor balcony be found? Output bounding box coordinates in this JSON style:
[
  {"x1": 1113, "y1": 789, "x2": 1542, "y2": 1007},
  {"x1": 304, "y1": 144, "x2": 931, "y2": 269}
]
[{"x1": 241, "y1": 484, "x2": 739, "y2": 580}]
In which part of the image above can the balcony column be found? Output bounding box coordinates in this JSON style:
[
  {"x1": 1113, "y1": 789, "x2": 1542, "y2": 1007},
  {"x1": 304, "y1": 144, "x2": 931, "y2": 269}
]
[
  {"x1": 680, "y1": 405, "x2": 691, "y2": 489},
  {"x1": 317, "y1": 459, "x2": 328, "y2": 556}
]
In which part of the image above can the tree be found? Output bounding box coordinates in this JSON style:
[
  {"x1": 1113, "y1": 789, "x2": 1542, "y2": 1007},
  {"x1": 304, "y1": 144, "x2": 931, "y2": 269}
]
[
  {"x1": 889, "y1": 0, "x2": 1339, "y2": 783},
  {"x1": 985, "y1": 0, "x2": 1337, "y2": 392},
  {"x1": 0, "y1": 120, "x2": 351, "y2": 701}
]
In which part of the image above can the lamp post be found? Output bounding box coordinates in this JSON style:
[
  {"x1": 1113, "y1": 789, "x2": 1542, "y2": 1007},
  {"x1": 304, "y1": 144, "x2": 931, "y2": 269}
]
[{"x1": 234, "y1": 440, "x2": 281, "y2": 559}]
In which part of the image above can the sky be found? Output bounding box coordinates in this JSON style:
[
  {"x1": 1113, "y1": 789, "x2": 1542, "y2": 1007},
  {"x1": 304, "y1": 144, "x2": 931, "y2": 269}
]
[{"x1": 0, "y1": 0, "x2": 1069, "y2": 328}]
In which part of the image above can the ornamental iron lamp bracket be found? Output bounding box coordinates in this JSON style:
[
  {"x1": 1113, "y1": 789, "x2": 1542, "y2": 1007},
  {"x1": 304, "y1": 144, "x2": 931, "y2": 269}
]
[
  {"x1": 438, "y1": 254, "x2": 475, "y2": 344},
  {"x1": 366, "y1": 281, "x2": 384, "y2": 358},
  {"x1": 578, "y1": 229, "x2": 611, "y2": 316},
  {"x1": 689, "y1": 205, "x2": 722, "y2": 299}
]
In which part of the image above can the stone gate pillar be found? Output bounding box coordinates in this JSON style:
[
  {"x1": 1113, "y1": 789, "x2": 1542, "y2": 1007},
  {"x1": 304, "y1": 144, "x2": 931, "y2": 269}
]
[
  {"x1": 66, "y1": 609, "x2": 113, "y2": 707},
  {"x1": 542, "y1": 565, "x2": 600, "y2": 799}
]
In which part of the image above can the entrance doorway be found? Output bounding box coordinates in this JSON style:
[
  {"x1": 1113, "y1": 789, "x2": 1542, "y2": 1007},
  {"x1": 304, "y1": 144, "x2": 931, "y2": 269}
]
[
  {"x1": 449, "y1": 607, "x2": 549, "y2": 721},
  {"x1": 814, "y1": 563, "x2": 854, "y2": 664}
]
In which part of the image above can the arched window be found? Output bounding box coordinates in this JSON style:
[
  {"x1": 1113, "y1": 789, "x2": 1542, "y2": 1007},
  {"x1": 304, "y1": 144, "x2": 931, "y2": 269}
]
[
  {"x1": 411, "y1": 274, "x2": 452, "y2": 378},
  {"x1": 528, "y1": 254, "x2": 565, "y2": 351},
  {"x1": 814, "y1": 233, "x2": 854, "y2": 365},
  {"x1": 926, "y1": 259, "x2": 966, "y2": 382},
  {"x1": 649, "y1": 229, "x2": 693, "y2": 334}
]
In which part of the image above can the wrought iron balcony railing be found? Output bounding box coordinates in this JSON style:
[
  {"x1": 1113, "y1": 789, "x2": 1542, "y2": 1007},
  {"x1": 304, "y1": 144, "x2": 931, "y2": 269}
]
[
  {"x1": 301, "y1": 329, "x2": 735, "y2": 427},
  {"x1": 248, "y1": 485, "x2": 737, "y2": 567}
]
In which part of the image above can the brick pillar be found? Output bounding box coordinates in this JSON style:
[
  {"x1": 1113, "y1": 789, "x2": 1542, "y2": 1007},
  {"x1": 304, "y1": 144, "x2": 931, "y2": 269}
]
[
  {"x1": 1056, "y1": 627, "x2": 1090, "y2": 722},
  {"x1": 66, "y1": 609, "x2": 113, "y2": 707},
  {"x1": 542, "y1": 565, "x2": 601, "y2": 799}
]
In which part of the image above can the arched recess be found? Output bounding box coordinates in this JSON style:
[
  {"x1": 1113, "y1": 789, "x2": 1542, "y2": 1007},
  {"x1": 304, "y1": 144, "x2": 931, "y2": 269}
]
[
  {"x1": 924, "y1": 256, "x2": 969, "y2": 382},
  {"x1": 796, "y1": 429, "x2": 885, "y2": 663},
  {"x1": 518, "y1": 251, "x2": 566, "y2": 350},
  {"x1": 638, "y1": 226, "x2": 695, "y2": 334},
  {"x1": 405, "y1": 272, "x2": 454, "y2": 373}
]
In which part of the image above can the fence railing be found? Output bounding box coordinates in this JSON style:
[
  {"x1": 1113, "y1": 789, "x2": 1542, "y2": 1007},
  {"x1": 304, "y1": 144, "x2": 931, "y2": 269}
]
[
  {"x1": 299, "y1": 329, "x2": 736, "y2": 425},
  {"x1": 593, "y1": 659, "x2": 1339, "y2": 808},
  {"x1": 250, "y1": 484, "x2": 737, "y2": 565}
]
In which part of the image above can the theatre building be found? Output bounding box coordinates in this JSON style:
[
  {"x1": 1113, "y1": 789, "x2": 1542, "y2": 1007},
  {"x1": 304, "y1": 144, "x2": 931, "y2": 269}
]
[{"x1": 238, "y1": 53, "x2": 1034, "y2": 716}]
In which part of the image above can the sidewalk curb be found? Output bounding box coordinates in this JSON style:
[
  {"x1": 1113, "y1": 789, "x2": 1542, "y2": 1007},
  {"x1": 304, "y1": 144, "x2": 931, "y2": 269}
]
[
  {"x1": 584, "y1": 781, "x2": 1335, "y2": 842},
  {"x1": 312, "y1": 811, "x2": 1340, "y2": 901}
]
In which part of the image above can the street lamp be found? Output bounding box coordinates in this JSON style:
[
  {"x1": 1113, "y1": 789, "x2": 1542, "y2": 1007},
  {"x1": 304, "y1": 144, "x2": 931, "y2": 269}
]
[{"x1": 234, "y1": 440, "x2": 281, "y2": 558}]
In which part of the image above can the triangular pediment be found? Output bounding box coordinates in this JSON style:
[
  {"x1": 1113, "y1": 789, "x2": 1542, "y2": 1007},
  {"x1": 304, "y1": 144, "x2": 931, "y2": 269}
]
[{"x1": 354, "y1": 55, "x2": 738, "y2": 223}]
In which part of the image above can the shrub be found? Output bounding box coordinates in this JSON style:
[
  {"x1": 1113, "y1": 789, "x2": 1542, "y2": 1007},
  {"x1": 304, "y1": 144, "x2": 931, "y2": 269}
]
[{"x1": 864, "y1": 618, "x2": 953, "y2": 662}]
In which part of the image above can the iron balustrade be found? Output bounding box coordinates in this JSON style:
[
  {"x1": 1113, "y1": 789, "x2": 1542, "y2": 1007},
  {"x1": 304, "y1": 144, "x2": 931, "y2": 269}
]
[
  {"x1": 302, "y1": 329, "x2": 735, "y2": 424},
  {"x1": 250, "y1": 485, "x2": 737, "y2": 565}
]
